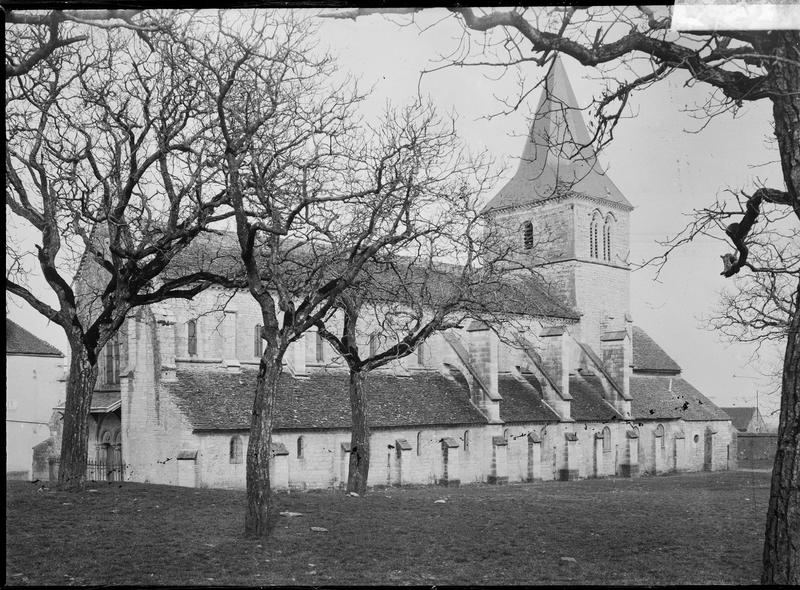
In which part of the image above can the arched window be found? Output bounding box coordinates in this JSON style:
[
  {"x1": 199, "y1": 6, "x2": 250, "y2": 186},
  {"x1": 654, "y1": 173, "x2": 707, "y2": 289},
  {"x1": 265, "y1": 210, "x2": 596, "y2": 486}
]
[
  {"x1": 656, "y1": 424, "x2": 665, "y2": 450},
  {"x1": 315, "y1": 331, "x2": 324, "y2": 363},
  {"x1": 522, "y1": 221, "x2": 534, "y2": 250},
  {"x1": 297, "y1": 436, "x2": 304, "y2": 459},
  {"x1": 416, "y1": 432, "x2": 422, "y2": 456},
  {"x1": 603, "y1": 216, "x2": 613, "y2": 261},
  {"x1": 230, "y1": 436, "x2": 243, "y2": 464},
  {"x1": 463, "y1": 430, "x2": 470, "y2": 452},
  {"x1": 503, "y1": 428, "x2": 510, "y2": 442},
  {"x1": 104, "y1": 334, "x2": 120, "y2": 385},
  {"x1": 602, "y1": 426, "x2": 612, "y2": 453},
  {"x1": 589, "y1": 212, "x2": 601, "y2": 259},
  {"x1": 187, "y1": 320, "x2": 198, "y2": 356}
]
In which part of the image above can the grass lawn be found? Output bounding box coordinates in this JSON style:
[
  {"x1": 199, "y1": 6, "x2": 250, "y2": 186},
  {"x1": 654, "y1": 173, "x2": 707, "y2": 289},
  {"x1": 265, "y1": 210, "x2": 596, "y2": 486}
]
[{"x1": 6, "y1": 470, "x2": 770, "y2": 585}]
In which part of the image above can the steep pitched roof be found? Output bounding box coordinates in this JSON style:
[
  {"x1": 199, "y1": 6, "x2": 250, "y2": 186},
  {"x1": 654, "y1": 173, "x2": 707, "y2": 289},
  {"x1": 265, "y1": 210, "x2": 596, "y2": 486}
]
[
  {"x1": 569, "y1": 374, "x2": 624, "y2": 421},
  {"x1": 631, "y1": 326, "x2": 681, "y2": 374},
  {"x1": 630, "y1": 375, "x2": 731, "y2": 421},
  {"x1": 6, "y1": 319, "x2": 64, "y2": 357},
  {"x1": 720, "y1": 407, "x2": 757, "y2": 431},
  {"x1": 169, "y1": 368, "x2": 487, "y2": 431},
  {"x1": 484, "y1": 56, "x2": 631, "y2": 213},
  {"x1": 497, "y1": 374, "x2": 561, "y2": 423},
  {"x1": 163, "y1": 231, "x2": 580, "y2": 321}
]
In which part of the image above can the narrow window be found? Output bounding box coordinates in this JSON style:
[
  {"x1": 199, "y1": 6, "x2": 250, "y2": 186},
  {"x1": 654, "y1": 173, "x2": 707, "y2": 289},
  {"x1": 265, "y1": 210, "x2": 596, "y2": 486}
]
[
  {"x1": 602, "y1": 426, "x2": 611, "y2": 453},
  {"x1": 416, "y1": 432, "x2": 422, "y2": 456},
  {"x1": 417, "y1": 342, "x2": 425, "y2": 366},
  {"x1": 603, "y1": 216, "x2": 613, "y2": 262},
  {"x1": 297, "y1": 436, "x2": 304, "y2": 459},
  {"x1": 230, "y1": 436, "x2": 243, "y2": 464},
  {"x1": 105, "y1": 335, "x2": 120, "y2": 385},
  {"x1": 369, "y1": 333, "x2": 378, "y2": 357},
  {"x1": 522, "y1": 221, "x2": 533, "y2": 250},
  {"x1": 463, "y1": 430, "x2": 470, "y2": 452},
  {"x1": 105, "y1": 338, "x2": 114, "y2": 384},
  {"x1": 253, "y1": 324, "x2": 263, "y2": 357},
  {"x1": 315, "y1": 331, "x2": 324, "y2": 363},
  {"x1": 187, "y1": 320, "x2": 197, "y2": 356},
  {"x1": 503, "y1": 428, "x2": 510, "y2": 442},
  {"x1": 656, "y1": 424, "x2": 665, "y2": 450},
  {"x1": 589, "y1": 213, "x2": 601, "y2": 259}
]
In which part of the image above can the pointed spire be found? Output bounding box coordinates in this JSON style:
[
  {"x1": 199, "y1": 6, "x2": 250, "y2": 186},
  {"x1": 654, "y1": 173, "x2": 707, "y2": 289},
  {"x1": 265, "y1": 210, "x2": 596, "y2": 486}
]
[{"x1": 484, "y1": 55, "x2": 631, "y2": 212}]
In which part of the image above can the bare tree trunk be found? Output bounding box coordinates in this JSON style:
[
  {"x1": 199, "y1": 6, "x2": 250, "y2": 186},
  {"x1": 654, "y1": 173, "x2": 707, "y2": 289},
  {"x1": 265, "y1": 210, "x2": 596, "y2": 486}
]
[
  {"x1": 762, "y1": 277, "x2": 800, "y2": 584},
  {"x1": 244, "y1": 351, "x2": 281, "y2": 538},
  {"x1": 58, "y1": 342, "x2": 98, "y2": 491},
  {"x1": 347, "y1": 370, "x2": 370, "y2": 495},
  {"x1": 762, "y1": 33, "x2": 800, "y2": 584}
]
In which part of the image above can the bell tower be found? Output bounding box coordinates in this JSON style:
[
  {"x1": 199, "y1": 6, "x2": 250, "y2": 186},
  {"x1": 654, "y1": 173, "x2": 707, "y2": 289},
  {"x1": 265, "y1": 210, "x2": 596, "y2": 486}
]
[{"x1": 483, "y1": 56, "x2": 633, "y2": 350}]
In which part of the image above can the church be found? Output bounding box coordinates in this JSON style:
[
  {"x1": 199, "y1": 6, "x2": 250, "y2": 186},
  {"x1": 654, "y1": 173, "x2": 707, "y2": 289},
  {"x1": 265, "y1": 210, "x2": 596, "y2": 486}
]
[{"x1": 48, "y1": 58, "x2": 734, "y2": 489}]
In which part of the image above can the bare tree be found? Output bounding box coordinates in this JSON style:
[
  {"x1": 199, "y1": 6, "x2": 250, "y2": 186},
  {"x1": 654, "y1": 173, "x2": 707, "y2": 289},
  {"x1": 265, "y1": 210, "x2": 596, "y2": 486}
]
[
  {"x1": 169, "y1": 11, "x2": 502, "y2": 536},
  {"x1": 327, "y1": 6, "x2": 800, "y2": 582},
  {"x1": 311, "y1": 146, "x2": 526, "y2": 495},
  {"x1": 5, "y1": 12, "x2": 236, "y2": 490},
  {"x1": 5, "y1": 9, "x2": 154, "y2": 79},
  {"x1": 316, "y1": 214, "x2": 551, "y2": 494}
]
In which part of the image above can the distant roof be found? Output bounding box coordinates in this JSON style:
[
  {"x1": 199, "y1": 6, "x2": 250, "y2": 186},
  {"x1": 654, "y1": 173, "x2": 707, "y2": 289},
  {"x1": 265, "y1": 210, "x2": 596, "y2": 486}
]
[
  {"x1": 6, "y1": 319, "x2": 63, "y2": 357},
  {"x1": 569, "y1": 374, "x2": 624, "y2": 421},
  {"x1": 630, "y1": 375, "x2": 730, "y2": 421},
  {"x1": 170, "y1": 368, "x2": 488, "y2": 431},
  {"x1": 497, "y1": 374, "x2": 561, "y2": 423},
  {"x1": 484, "y1": 56, "x2": 632, "y2": 213},
  {"x1": 631, "y1": 326, "x2": 681, "y2": 374},
  {"x1": 720, "y1": 407, "x2": 758, "y2": 431}
]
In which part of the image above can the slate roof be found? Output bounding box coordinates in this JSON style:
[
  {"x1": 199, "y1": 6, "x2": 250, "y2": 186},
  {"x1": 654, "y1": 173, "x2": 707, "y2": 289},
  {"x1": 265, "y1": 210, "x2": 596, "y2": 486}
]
[
  {"x1": 569, "y1": 374, "x2": 624, "y2": 421},
  {"x1": 6, "y1": 319, "x2": 64, "y2": 357},
  {"x1": 484, "y1": 56, "x2": 631, "y2": 213},
  {"x1": 55, "y1": 390, "x2": 120, "y2": 413},
  {"x1": 162, "y1": 231, "x2": 580, "y2": 321},
  {"x1": 720, "y1": 407, "x2": 757, "y2": 431},
  {"x1": 631, "y1": 326, "x2": 681, "y2": 374},
  {"x1": 169, "y1": 368, "x2": 487, "y2": 431},
  {"x1": 497, "y1": 374, "x2": 561, "y2": 423},
  {"x1": 630, "y1": 375, "x2": 731, "y2": 421}
]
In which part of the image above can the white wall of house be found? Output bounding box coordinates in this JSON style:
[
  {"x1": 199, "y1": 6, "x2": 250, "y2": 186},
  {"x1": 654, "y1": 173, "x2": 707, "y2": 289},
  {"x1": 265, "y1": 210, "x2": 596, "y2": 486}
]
[{"x1": 6, "y1": 354, "x2": 65, "y2": 478}]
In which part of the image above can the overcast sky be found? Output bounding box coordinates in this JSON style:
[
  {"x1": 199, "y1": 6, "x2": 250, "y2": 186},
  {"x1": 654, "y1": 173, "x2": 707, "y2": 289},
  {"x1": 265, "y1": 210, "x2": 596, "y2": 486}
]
[{"x1": 6, "y1": 8, "x2": 785, "y2": 423}]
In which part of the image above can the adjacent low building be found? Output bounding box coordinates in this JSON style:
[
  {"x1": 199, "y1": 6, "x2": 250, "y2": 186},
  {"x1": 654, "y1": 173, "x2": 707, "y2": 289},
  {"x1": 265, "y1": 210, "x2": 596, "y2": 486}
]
[{"x1": 6, "y1": 319, "x2": 65, "y2": 480}]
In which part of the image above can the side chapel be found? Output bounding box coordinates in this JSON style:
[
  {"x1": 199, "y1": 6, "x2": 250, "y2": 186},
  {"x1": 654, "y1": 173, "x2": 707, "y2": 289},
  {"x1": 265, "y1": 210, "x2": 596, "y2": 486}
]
[{"x1": 49, "y1": 57, "x2": 734, "y2": 489}]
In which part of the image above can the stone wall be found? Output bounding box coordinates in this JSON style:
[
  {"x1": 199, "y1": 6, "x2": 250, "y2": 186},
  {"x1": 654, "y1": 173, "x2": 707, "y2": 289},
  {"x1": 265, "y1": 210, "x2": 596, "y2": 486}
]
[
  {"x1": 122, "y1": 309, "x2": 200, "y2": 486},
  {"x1": 179, "y1": 416, "x2": 736, "y2": 491}
]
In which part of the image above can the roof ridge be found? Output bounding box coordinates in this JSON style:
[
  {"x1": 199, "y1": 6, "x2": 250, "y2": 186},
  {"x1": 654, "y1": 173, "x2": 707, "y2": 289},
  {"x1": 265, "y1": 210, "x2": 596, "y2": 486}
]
[{"x1": 6, "y1": 319, "x2": 64, "y2": 357}]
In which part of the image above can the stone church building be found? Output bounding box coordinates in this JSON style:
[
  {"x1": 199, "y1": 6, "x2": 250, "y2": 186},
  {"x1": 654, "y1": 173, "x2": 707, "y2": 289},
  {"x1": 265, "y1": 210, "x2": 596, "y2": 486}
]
[{"x1": 53, "y1": 58, "x2": 734, "y2": 490}]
